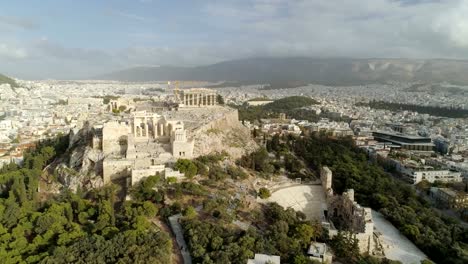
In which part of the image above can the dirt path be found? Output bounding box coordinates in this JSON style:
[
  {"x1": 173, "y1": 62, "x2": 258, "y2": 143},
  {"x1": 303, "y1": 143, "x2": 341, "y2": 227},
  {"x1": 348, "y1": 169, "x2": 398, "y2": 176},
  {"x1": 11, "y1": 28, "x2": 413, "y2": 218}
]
[{"x1": 151, "y1": 218, "x2": 184, "y2": 264}]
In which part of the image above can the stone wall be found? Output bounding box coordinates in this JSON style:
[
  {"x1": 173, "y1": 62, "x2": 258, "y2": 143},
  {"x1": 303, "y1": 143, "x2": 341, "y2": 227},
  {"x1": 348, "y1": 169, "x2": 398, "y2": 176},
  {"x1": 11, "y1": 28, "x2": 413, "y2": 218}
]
[
  {"x1": 173, "y1": 140, "x2": 194, "y2": 159},
  {"x1": 322, "y1": 167, "x2": 376, "y2": 254},
  {"x1": 131, "y1": 165, "x2": 165, "y2": 185},
  {"x1": 321, "y1": 166, "x2": 333, "y2": 196},
  {"x1": 103, "y1": 159, "x2": 133, "y2": 183},
  {"x1": 165, "y1": 167, "x2": 185, "y2": 180},
  {"x1": 102, "y1": 122, "x2": 130, "y2": 156}
]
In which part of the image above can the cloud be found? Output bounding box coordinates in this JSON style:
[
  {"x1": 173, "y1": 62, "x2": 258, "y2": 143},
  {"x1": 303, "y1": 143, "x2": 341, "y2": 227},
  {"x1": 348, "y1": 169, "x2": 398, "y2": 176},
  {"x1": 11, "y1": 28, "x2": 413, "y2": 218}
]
[
  {"x1": 0, "y1": 43, "x2": 28, "y2": 59},
  {"x1": 3, "y1": 0, "x2": 468, "y2": 79},
  {"x1": 34, "y1": 38, "x2": 112, "y2": 62},
  {"x1": 200, "y1": 0, "x2": 468, "y2": 59},
  {"x1": 393, "y1": 0, "x2": 442, "y2": 6},
  {"x1": 0, "y1": 16, "x2": 38, "y2": 30},
  {"x1": 129, "y1": 32, "x2": 159, "y2": 40},
  {"x1": 433, "y1": 0, "x2": 468, "y2": 48},
  {"x1": 108, "y1": 9, "x2": 147, "y2": 22}
]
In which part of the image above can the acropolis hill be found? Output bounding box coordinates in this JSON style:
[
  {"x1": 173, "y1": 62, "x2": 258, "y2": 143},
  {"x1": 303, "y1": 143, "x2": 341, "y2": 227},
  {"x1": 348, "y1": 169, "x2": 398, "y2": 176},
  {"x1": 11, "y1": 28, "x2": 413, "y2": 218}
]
[{"x1": 46, "y1": 88, "x2": 257, "y2": 192}]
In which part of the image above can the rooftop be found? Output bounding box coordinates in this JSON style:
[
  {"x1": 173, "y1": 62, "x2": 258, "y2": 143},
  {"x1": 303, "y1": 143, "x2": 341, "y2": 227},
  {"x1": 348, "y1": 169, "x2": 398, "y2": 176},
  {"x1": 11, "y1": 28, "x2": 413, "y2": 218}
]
[
  {"x1": 181, "y1": 88, "x2": 217, "y2": 94},
  {"x1": 307, "y1": 242, "x2": 327, "y2": 256},
  {"x1": 247, "y1": 254, "x2": 281, "y2": 264},
  {"x1": 374, "y1": 131, "x2": 428, "y2": 140}
]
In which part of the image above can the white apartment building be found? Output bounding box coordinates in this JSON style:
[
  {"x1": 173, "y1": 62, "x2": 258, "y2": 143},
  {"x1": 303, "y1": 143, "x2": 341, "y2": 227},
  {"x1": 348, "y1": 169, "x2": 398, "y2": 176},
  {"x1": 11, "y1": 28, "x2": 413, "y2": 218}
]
[{"x1": 398, "y1": 163, "x2": 462, "y2": 184}]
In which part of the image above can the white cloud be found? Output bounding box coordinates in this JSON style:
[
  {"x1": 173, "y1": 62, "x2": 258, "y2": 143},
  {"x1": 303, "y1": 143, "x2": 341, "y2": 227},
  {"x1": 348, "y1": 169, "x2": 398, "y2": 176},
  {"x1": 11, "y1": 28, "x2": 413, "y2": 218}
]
[
  {"x1": 109, "y1": 10, "x2": 147, "y2": 22},
  {"x1": 3, "y1": 0, "x2": 468, "y2": 79},
  {"x1": 201, "y1": 0, "x2": 468, "y2": 59},
  {"x1": 0, "y1": 43, "x2": 28, "y2": 59},
  {"x1": 0, "y1": 16, "x2": 38, "y2": 30},
  {"x1": 433, "y1": 0, "x2": 468, "y2": 48},
  {"x1": 33, "y1": 38, "x2": 113, "y2": 62}
]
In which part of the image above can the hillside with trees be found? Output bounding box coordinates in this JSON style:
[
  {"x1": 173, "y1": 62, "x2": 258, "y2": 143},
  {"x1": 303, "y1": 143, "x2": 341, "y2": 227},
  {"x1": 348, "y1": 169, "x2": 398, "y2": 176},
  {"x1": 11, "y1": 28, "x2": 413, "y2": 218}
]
[
  {"x1": 0, "y1": 73, "x2": 18, "y2": 88},
  {"x1": 263, "y1": 96, "x2": 319, "y2": 111},
  {"x1": 266, "y1": 133, "x2": 468, "y2": 264},
  {"x1": 1, "y1": 131, "x2": 464, "y2": 263},
  {"x1": 233, "y1": 96, "x2": 320, "y2": 122},
  {"x1": 0, "y1": 136, "x2": 172, "y2": 263},
  {"x1": 234, "y1": 96, "x2": 352, "y2": 123},
  {"x1": 356, "y1": 100, "x2": 468, "y2": 118}
]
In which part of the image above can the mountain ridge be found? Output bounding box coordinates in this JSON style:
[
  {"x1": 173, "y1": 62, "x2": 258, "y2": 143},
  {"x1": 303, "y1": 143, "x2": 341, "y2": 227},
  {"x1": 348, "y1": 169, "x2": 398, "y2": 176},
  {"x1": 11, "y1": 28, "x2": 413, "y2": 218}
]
[{"x1": 92, "y1": 57, "x2": 468, "y2": 86}]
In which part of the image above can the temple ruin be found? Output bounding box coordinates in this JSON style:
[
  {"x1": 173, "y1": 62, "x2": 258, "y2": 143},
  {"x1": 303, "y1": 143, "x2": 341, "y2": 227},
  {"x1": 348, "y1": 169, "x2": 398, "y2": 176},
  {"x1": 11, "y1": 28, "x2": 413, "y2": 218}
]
[
  {"x1": 177, "y1": 88, "x2": 218, "y2": 107},
  {"x1": 95, "y1": 111, "x2": 193, "y2": 185},
  {"x1": 320, "y1": 167, "x2": 381, "y2": 254}
]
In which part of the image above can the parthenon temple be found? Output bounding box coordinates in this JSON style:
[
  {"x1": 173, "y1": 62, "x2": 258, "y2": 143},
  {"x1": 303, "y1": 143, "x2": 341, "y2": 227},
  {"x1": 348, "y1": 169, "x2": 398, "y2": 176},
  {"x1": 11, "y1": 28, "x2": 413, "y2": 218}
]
[{"x1": 179, "y1": 88, "x2": 217, "y2": 107}]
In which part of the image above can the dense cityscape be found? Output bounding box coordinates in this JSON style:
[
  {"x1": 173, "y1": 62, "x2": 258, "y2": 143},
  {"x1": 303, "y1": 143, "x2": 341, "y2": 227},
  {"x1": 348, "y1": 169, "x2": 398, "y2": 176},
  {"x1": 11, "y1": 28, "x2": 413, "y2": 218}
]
[
  {"x1": 2, "y1": 0, "x2": 468, "y2": 263},
  {"x1": 0, "y1": 77, "x2": 467, "y2": 263}
]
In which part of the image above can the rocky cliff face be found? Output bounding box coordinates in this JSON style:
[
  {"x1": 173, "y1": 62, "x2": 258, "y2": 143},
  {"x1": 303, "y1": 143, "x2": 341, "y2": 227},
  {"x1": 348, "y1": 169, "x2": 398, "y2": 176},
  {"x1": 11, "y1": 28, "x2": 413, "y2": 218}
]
[
  {"x1": 49, "y1": 123, "x2": 105, "y2": 192},
  {"x1": 192, "y1": 110, "x2": 258, "y2": 159}
]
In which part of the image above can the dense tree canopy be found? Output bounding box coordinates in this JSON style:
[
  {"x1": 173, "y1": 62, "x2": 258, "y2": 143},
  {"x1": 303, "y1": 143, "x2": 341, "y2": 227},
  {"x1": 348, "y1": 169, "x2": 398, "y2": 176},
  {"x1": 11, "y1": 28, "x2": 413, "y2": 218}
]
[
  {"x1": 356, "y1": 100, "x2": 468, "y2": 118},
  {"x1": 263, "y1": 96, "x2": 319, "y2": 112},
  {"x1": 233, "y1": 96, "x2": 351, "y2": 123},
  {"x1": 182, "y1": 203, "x2": 322, "y2": 264},
  {"x1": 0, "y1": 136, "x2": 172, "y2": 263},
  {"x1": 233, "y1": 96, "x2": 319, "y2": 122},
  {"x1": 278, "y1": 134, "x2": 468, "y2": 264}
]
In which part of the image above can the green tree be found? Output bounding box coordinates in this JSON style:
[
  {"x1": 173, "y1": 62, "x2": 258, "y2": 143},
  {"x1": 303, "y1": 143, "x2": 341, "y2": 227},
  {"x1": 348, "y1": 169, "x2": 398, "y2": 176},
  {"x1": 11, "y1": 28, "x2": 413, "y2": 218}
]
[
  {"x1": 258, "y1": 187, "x2": 271, "y2": 199},
  {"x1": 174, "y1": 159, "x2": 198, "y2": 179},
  {"x1": 166, "y1": 176, "x2": 178, "y2": 184},
  {"x1": 293, "y1": 224, "x2": 315, "y2": 247},
  {"x1": 330, "y1": 232, "x2": 360, "y2": 261},
  {"x1": 183, "y1": 206, "x2": 197, "y2": 219},
  {"x1": 217, "y1": 94, "x2": 225, "y2": 105}
]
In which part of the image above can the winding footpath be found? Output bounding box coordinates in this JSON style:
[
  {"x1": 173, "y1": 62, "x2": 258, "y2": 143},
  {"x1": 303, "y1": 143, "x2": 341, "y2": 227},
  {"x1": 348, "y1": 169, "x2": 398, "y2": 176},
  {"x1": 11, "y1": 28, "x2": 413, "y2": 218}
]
[{"x1": 168, "y1": 214, "x2": 192, "y2": 264}]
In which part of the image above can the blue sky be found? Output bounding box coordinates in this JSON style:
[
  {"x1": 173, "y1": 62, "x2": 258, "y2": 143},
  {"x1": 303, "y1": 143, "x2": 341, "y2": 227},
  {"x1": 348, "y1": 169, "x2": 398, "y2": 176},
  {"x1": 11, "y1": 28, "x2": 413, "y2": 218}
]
[{"x1": 0, "y1": 0, "x2": 467, "y2": 79}]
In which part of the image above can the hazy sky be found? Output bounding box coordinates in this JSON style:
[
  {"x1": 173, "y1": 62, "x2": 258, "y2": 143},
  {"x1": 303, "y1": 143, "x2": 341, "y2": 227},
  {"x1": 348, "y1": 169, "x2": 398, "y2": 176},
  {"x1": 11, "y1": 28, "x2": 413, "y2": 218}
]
[{"x1": 1, "y1": 0, "x2": 467, "y2": 79}]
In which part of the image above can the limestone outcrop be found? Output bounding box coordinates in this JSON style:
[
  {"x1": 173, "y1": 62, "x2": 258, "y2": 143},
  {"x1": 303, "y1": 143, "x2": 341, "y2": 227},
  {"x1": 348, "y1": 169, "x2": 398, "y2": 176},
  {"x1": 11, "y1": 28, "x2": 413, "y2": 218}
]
[{"x1": 193, "y1": 124, "x2": 257, "y2": 159}]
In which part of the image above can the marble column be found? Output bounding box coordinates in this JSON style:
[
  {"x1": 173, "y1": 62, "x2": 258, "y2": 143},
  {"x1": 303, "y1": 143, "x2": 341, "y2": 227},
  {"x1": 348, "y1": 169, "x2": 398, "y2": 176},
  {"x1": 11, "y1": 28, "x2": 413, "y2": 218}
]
[{"x1": 133, "y1": 118, "x2": 138, "y2": 136}]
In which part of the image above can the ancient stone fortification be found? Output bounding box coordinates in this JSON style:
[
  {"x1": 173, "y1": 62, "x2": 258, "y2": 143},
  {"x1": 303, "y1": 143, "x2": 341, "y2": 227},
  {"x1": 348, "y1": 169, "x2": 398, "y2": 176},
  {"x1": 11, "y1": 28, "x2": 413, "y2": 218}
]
[
  {"x1": 321, "y1": 166, "x2": 379, "y2": 254},
  {"x1": 99, "y1": 110, "x2": 195, "y2": 184},
  {"x1": 102, "y1": 121, "x2": 129, "y2": 156},
  {"x1": 55, "y1": 100, "x2": 257, "y2": 192}
]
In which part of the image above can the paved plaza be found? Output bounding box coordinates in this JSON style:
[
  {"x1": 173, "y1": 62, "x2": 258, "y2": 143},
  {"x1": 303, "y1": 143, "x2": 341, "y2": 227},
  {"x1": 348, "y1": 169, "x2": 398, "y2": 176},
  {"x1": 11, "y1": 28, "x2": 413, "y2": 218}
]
[{"x1": 267, "y1": 185, "x2": 326, "y2": 220}]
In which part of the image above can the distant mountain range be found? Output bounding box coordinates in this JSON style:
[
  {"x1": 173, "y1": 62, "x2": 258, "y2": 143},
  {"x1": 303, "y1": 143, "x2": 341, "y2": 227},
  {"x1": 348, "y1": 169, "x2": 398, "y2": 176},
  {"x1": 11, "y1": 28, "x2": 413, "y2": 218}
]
[
  {"x1": 0, "y1": 73, "x2": 18, "y2": 87},
  {"x1": 93, "y1": 57, "x2": 468, "y2": 86}
]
